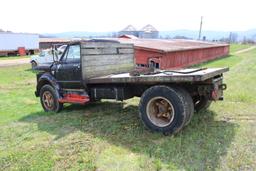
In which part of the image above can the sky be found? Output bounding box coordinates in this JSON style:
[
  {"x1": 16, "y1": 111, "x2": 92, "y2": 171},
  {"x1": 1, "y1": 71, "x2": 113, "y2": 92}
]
[{"x1": 0, "y1": 0, "x2": 255, "y2": 33}]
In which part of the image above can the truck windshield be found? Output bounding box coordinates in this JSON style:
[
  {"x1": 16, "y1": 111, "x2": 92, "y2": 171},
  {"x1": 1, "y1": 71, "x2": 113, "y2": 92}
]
[
  {"x1": 58, "y1": 45, "x2": 66, "y2": 52},
  {"x1": 39, "y1": 51, "x2": 45, "y2": 57}
]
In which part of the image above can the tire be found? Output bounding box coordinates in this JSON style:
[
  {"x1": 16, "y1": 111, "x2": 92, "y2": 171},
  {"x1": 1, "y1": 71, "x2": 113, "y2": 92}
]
[
  {"x1": 194, "y1": 96, "x2": 212, "y2": 112},
  {"x1": 40, "y1": 84, "x2": 63, "y2": 112},
  {"x1": 174, "y1": 87, "x2": 194, "y2": 126},
  {"x1": 139, "y1": 85, "x2": 187, "y2": 135},
  {"x1": 31, "y1": 61, "x2": 37, "y2": 69}
]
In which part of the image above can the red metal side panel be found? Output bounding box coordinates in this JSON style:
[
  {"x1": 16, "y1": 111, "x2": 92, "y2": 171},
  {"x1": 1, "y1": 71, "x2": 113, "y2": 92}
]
[
  {"x1": 160, "y1": 46, "x2": 229, "y2": 69},
  {"x1": 135, "y1": 48, "x2": 162, "y2": 65},
  {"x1": 134, "y1": 45, "x2": 229, "y2": 69}
]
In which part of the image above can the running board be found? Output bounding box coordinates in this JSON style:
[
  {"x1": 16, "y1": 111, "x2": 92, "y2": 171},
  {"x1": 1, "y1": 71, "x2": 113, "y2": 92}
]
[{"x1": 59, "y1": 94, "x2": 90, "y2": 104}]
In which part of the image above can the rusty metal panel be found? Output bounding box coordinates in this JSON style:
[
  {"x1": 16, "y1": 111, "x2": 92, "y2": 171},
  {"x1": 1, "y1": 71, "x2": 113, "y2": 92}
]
[
  {"x1": 134, "y1": 45, "x2": 229, "y2": 70},
  {"x1": 135, "y1": 48, "x2": 162, "y2": 65},
  {"x1": 117, "y1": 38, "x2": 229, "y2": 53}
]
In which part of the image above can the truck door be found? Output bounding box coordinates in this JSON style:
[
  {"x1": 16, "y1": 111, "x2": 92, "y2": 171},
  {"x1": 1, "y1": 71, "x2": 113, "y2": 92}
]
[{"x1": 55, "y1": 44, "x2": 82, "y2": 89}]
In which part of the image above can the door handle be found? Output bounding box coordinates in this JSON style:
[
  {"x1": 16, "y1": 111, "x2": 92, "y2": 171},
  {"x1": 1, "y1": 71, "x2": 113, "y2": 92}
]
[{"x1": 73, "y1": 64, "x2": 80, "y2": 68}]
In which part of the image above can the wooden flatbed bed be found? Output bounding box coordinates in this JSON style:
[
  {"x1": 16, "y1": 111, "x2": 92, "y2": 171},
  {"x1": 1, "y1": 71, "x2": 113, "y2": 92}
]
[{"x1": 87, "y1": 68, "x2": 229, "y2": 84}]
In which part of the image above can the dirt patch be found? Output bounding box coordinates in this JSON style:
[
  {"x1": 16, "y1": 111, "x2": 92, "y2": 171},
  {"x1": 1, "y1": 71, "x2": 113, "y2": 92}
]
[{"x1": 0, "y1": 58, "x2": 30, "y2": 67}]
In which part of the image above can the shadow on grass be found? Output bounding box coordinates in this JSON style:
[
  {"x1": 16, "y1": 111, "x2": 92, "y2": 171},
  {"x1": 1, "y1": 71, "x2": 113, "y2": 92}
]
[
  {"x1": 24, "y1": 68, "x2": 40, "y2": 73},
  {"x1": 19, "y1": 101, "x2": 237, "y2": 170}
]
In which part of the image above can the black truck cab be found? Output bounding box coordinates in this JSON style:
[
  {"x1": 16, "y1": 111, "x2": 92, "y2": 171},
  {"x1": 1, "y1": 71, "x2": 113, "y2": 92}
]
[{"x1": 53, "y1": 43, "x2": 82, "y2": 89}]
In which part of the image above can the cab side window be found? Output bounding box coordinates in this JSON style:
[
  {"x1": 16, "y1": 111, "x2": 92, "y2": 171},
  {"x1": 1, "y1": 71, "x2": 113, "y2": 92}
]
[
  {"x1": 65, "y1": 45, "x2": 80, "y2": 62},
  {"x1": 39, "y1": 51, "x2": 45, "y2": 57}
]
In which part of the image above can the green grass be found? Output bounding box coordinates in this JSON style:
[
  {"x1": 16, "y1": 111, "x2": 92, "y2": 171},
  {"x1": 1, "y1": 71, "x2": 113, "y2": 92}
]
[
  {"x1": 1, "y1": 45, "x2": 256, "y2": 170},
  {"x1": 0, "y1": 55, "x2": 30, "y2": 60},
  {"x1": 229, "y1": 43, "x2": 252, "y2": 53}
]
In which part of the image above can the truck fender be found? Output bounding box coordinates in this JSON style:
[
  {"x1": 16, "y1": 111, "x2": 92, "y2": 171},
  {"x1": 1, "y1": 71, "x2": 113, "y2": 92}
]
[{"x1": 35, "y1": 73, "x2": 61, "y2": 97}]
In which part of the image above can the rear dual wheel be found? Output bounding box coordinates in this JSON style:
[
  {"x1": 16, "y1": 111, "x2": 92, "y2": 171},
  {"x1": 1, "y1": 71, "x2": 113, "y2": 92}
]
[
  {"x1": 176, "y1": 87, "x2": 194, "y2": 126},
  {"x1": 194, "y1": 96, "x2": 212, "y2": 112},
  {"x1": 139, "y1": 85, "x2": 194, "y2": 135}
]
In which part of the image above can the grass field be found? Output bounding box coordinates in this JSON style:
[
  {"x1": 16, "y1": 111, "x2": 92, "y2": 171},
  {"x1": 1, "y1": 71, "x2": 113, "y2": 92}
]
[
  {"x1": 229, "y1": 43, "x2": 252, "y2": 53},
  {"x1": 0, "y1": 45, "x2": 256, "y2": 170}
]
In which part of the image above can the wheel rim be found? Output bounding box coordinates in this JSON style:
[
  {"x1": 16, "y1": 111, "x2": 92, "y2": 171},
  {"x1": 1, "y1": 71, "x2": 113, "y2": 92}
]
[
  {"x1": 42, "y1": 91, "x2": 55, "y2": 110},
  {"x1": 146, "y1": 97, "x2": 175, "y2": 127}
]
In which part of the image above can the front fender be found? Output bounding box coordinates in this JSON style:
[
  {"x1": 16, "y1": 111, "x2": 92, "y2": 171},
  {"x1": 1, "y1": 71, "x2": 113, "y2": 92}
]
[{"x1": 35, "y1": 72, "x2": 60, "y2": 97}]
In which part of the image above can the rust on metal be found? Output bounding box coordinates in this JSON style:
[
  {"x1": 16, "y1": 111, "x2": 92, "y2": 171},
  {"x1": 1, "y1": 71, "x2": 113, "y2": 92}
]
[
  {"x1": 146, "y1": 97, "x2": 175, "y2": 127},
  {"x1": 117, "y1": 38, "x2": 229, "y2": 53},
  {"x1": 42, "y1": 91, "x2": 55, "y2": 110}
]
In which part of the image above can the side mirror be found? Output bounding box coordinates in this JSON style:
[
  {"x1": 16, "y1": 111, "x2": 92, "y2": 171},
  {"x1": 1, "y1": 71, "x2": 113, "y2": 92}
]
[
  {"x1": 53, "y1": 55, "x2": 59, "y2": 62},
  {"x1": 52, "y1": 49, "x2": 59, "y2": 62}
]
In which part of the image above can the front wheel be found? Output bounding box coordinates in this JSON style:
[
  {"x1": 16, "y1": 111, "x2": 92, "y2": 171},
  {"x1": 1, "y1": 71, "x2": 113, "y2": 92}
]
[
  {"x1": 139, "y1": 86, "x2": 187, "y2": 135},
  {"x1": 40, "y1": 85, "x2": 63, "y2": 112},
  {"x1": 31, "y1": 61, "x2": 37, "y2": 69}
]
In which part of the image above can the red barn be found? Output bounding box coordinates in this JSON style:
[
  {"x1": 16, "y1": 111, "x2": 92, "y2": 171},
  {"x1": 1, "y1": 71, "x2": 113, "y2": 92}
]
[
  {"x1": 117, "y1": 38, "x2": 229, "y2": 69},
  {"x1": 118, "y1": 34, "x2": 138, "y2": 39}
]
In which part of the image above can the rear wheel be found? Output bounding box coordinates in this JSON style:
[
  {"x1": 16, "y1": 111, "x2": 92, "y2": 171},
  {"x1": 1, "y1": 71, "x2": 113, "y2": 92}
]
[
  {"x1": 40, "y1": 85, "x2": 63, "y2": 112},
  {"x1": 174, "y1": 88, "x2": 194, "y2": 126},
  {"x1": 139, "y1": 85, "x2": 187, "y2": 135},
  {"x1": 194, "y1": 96, "x2": 212, "y2": 112}
]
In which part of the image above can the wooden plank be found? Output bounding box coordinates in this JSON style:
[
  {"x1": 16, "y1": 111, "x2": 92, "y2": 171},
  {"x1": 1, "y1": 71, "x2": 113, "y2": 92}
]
[
  {"x1": 81, "y1": 48, "x2": 134, "y2": 55},
  {"x1": 83, "y1": 57, "x2": 133, "y2": 67},
  {"x1": 118, "y1": 48, "x2": 134, "y2": 54},
  {"x1": 85, "y1": 68, "x2": 229, "y2": 84},
  {"x1": 84, "y1": 64, "x2": 134, "y2": 79},
  {"x1": 85, "y1": 68, "x2": 133, "y2": 78},
  {"x1": 81, "y1": 48, "x2": 118, "y2": 55},
  {"x1": 81, "y1": 41, "x2": 135, "y2": 79},
  {"x1": 87, "y1": 75, "x2": 195, "y2": 84},
  {"x1": 199, "y1": 67, "x2": 229, "y2": 80},
  {"x1": 84, "y1": 63, "x2": 134, "y2": 72},
  {"x1": 82, "y1": 54, "x2": 133, "y2": 63},
  {"x1": 82, "y1": 55, "x2": 134, "y2": 79},
  {"x1": 81, "y1": 42, "x2": 133, "y2": 48}
]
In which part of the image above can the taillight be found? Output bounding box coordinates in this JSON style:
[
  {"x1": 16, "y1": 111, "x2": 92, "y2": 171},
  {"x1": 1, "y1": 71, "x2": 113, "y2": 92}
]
[{"x1": 211, "y1": 89, "x2": 218, "y2": 100}]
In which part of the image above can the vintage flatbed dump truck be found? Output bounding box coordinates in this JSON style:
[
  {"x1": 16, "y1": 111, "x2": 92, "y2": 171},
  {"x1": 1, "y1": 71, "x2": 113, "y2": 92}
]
[{"x1": 34, "y1": 40, "x2": 228, "y2": 135}]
